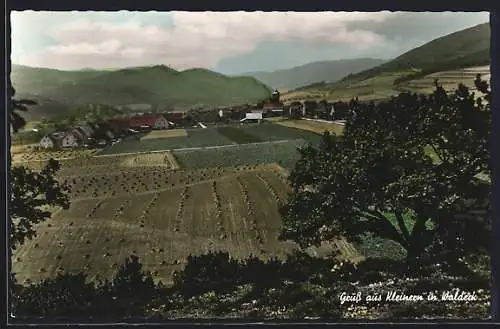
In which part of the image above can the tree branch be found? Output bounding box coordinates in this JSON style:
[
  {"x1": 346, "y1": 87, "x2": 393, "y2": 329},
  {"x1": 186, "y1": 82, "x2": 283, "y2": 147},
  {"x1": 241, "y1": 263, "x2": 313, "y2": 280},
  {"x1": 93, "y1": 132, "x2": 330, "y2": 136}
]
[
  {"x1": 395, "y1": 211, "x2": 411, "y2": 242},
  {"x1": 356, "y1": 208, "x2": 409, "y2": 250}
]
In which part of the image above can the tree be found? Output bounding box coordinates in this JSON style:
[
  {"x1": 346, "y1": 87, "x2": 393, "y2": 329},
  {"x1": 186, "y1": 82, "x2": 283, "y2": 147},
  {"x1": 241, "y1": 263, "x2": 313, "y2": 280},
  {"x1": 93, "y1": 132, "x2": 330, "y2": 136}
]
[
  {"x1": 279, "y1": 76, "x2": 491, "y2": 270},
  {"x1": 9, "y1": 86, "x2": 70, "y2": 251},
  {"x1": 10, "y1": 160, "x2": 70, "y2": 250},
  {"x1": 10, "y1": 87, "x2": 37, "y2": 133}
]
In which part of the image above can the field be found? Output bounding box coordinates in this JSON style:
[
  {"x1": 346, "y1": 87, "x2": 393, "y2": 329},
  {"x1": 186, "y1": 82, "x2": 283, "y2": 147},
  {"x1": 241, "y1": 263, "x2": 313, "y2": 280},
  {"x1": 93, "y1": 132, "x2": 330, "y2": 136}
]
[
  {"x1": 216, "y1": 127, "x2": 263, "y2": 144},
  {"x1": 274, "y1": 119, "x2": 345, "y2": 136},
  {"x1": 173, "y1": 140, "x2": 310, "y2": 170},
  {"x1": 98, "y1": 124, "x2": 321, "y2": 155},
  {"x1": 98, "y1": 129, "x2": 235, "y2": 155},
  {"x1": 282, "y1": 65, "x2": 491, "y2": 103},
  {"x1": 11, "y1": 161, "x2": 362, "y2": 285},
  {"x1": 11, "y1": 148, "x2": 99, "y2": 164},
  {"x1": 140, "y1": 129, "x2": 188, "y2": 140},
  {"x1": 18, "y1": 151, "x2": 180, "y2": 175},
  {"x1": 11, "y1": 122, "x2": 364, "y2": 287}
]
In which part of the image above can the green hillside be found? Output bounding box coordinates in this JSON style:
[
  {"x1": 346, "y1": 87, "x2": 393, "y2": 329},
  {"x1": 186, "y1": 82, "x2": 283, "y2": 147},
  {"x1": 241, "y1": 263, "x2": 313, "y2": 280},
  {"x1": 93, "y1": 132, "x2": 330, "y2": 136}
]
[
  {"x1": 339, "y1": 22, "x2": 490, "y2": 84},
  {"x1": 282, "y1": 22, "x2": 490, "y2": 103},
  {"x1": 10, "y1": 64, "x2": 271, "y2": 119},
  {"x1": 241, "y1": 58, "x2": 386, "y2": 90}
]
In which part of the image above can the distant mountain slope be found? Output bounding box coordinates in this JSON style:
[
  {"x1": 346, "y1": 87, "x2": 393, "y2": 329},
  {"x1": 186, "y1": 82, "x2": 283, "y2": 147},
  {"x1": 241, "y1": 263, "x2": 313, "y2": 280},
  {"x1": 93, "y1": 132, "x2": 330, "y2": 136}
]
[
  {"x1": 241, "y1": 58, "x2": 387, "y2": 90},
  {"x1": 338, "y1": 22, "x2": 490, "y2": 84},
  {"x1": 282, "y1": 22, "x2": 490, "y2": 103},
  {"x1": 11, "y1": 64, "x2": 271, "y2": 119}
]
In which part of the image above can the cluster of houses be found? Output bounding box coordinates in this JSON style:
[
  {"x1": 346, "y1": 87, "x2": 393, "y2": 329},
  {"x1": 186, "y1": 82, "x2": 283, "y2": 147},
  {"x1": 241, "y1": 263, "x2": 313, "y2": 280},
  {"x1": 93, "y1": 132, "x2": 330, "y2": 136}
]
[{"x1": 39, "y1": 114, "x2": 172, "y2": 149}]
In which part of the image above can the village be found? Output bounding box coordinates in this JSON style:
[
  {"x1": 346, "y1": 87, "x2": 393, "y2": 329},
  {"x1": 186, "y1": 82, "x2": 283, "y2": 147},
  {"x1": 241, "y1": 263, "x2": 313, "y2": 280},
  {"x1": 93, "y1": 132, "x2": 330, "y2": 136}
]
[{"x1": 35, "y1": 89, "x2": 352, "y2": 150}]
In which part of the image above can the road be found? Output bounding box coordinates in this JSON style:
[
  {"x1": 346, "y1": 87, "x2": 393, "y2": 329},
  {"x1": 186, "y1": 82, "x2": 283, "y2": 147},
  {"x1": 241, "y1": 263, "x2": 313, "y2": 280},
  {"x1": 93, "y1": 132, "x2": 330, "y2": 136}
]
[{"x1": 94, "y1": 139, "x2": 303, "y2": 158}]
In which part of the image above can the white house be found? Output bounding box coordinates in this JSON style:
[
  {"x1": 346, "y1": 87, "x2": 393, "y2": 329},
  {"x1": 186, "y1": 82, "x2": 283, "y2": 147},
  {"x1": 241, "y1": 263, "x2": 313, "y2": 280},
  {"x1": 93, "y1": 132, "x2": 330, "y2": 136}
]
[
  {"x1": 61, "y1": 132, "x2": 80, "y2": 148},
  {"x1": 246, "y1": 112, "x2": 263, "y2": 120},
  {"x1": 153, "y1": 116, "x2": 169, "y2": 129},
  {"x1": 240, "y1": 112, "x2": 263, "y2": 123},
  {"x1": 39, "y1": 135, "x2": 55, "y2": 149}
]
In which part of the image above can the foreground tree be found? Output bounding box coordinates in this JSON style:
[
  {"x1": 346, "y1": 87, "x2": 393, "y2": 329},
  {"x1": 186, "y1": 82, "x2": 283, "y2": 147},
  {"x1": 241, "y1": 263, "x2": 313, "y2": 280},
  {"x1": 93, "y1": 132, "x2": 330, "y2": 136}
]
[
  {"x1": 10, "y1": 88, "x2": 37, "y2": 133},
  {"x1": 8, "y1": 86, "x2": 70, "y2": 251},
  {"x1": 280, "y1": 76, "x2": 491, "y2": 270}
]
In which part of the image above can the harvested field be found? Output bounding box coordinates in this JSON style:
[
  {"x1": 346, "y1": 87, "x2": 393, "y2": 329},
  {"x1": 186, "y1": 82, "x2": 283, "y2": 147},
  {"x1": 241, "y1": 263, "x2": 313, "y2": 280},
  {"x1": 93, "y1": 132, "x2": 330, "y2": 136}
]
[
  {"x1": 120, "y1": 152, "x2": 180, "y2": 168},
  {"x1": 140, "y1": 129, "x2": 188, "y2": 140},
  {"x1": 11, "y1": 149, "x2": 98, "y2": 164},
  {"x1": 275, "y1": 120, "x2": 344, "y2": 136},
  {"x1": 12, "y1": 165, "x2": 365, "y2": 286},
  {"x1": 16, "y1": 151, "x2": 180, "y2": 175}
]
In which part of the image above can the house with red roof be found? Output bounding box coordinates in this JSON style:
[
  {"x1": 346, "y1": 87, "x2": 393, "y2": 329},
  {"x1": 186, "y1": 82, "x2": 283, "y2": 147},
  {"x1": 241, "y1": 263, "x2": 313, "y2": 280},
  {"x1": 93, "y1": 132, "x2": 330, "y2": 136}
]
[{"x1": 129, "y1": 115, "x2": 169, "y2": 129}]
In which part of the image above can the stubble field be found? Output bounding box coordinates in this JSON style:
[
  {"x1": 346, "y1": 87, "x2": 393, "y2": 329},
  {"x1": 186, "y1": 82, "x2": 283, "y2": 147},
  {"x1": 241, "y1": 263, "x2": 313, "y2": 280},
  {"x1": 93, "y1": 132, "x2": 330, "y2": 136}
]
[{"x1": 11, "y1": 127, "x2": 363, "y2": 286}]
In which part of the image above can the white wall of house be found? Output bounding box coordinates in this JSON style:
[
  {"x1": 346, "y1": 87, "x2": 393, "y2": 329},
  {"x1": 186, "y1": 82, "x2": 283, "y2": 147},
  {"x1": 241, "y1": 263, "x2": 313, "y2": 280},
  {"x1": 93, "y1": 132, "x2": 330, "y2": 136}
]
[
  {"x1": 39, "y1": 136, "x2": 54, "y2": 149},
  {"x1": 153, "y1": 116, "x2": 169, "y2": 129},
  {"x1": 246, "y1": 112, "x2": 263, "y2": 120}
]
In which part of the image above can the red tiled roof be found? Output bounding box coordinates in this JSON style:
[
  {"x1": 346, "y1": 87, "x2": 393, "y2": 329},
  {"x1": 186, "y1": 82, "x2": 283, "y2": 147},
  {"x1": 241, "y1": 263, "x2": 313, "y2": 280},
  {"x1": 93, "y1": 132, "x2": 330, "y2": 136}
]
[{"x1": 129, "y1": 115, "x2": 157, "y2": 127}]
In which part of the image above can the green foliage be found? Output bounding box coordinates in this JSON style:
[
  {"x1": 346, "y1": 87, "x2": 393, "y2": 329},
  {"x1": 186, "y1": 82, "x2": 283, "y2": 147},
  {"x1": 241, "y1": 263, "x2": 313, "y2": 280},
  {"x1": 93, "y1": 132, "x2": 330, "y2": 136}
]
[
  {"x1": 280, "y1": 76, "x2": 491, "y2": 270},
  {"x1": 10, "y1": 159, "x2": 71, "y2": 250},
  {"x1": 12, "y1": 255, "x2": 160, "y2": 320},
  {"x1": 356, "y1": 232, "x2": 407, "y2": 261},
  {"x1": 10, "y1": 87, "x2": 37, "y2": 133},
  {"x1": 9, "y1": 89, "x2": 71, "y2": 251},
  {"x1": 11, "y1": 251, "x2": 489, "y2": 320}
]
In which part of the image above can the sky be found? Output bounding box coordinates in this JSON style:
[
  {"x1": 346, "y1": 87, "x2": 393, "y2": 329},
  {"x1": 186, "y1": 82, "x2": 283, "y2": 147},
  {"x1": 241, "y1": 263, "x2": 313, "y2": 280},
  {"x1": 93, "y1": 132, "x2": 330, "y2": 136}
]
[{"x1": 10, "y1": 11, "x2": 489, "y2": 75}]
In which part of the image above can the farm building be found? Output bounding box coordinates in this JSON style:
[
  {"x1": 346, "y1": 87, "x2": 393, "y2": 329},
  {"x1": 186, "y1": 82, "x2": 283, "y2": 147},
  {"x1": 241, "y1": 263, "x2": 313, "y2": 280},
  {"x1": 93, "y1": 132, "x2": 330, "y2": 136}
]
[
  {"x1": 153, "y1": 115, "x2": 169, "y2": 129},
  {"x1": 39, "y1": 135, "x2": 55, "y2": 149},
  {"x1": 61, "y1": 132, "x2": 80, "y2": 148},
  {"x1": 241, "y1": 112, "x2": 263, "y2": 123},
  {"x1": 77, "y1": 124, "x2": 95, "y2": 137},
  {"x1": 129, "y1": 115, "x2": 169, "y2": 130},
  {"x1": 107, "y1": 118, "x2": 130, "y2": 135},
  {"x1": 69, "y1": 127, "x2": 85, "y2": 140}
]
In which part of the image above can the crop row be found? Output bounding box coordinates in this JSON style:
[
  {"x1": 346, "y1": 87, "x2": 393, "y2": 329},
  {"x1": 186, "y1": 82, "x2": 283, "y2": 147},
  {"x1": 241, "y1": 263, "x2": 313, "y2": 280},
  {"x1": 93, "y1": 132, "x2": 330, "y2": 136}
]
[
  {"x1": 256, "y1": 173, "x2": 282, "y2": 205},
  {"x1": 236, "y1": 176, "x2": 263, "y2": 246},
  {"x1": 175, "y1": 186, "x2": 191, "y2": 232},
  {"x1": 211, "y1": 181, "x2": 226, "y2": 240},
  {"x1": 86, "y1": 200, "x2": 104, "y2": 218},
  {"x1": 64, "y1": 166, "x2": 246, "y2": 199},
  {"x1": 138, "y1": 193, "x2": 160, "y2": 228}
]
